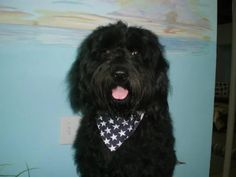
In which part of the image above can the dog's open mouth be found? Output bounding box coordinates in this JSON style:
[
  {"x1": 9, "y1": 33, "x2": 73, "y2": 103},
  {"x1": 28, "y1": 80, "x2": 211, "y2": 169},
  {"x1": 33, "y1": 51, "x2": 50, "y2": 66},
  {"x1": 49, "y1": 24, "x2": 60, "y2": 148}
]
[{"x1": 112, "y1": 86, "x2": 129, "y2": 100}]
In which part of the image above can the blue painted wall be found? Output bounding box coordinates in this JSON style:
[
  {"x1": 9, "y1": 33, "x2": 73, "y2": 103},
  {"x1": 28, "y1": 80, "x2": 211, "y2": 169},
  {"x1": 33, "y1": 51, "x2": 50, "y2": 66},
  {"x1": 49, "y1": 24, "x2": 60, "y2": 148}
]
[
  {"x1": 0, "y1": 1, "x2": 216, "y2": 177},
  {"x1": 0, "y1": 42, "x2": 78, "y2": 176}
]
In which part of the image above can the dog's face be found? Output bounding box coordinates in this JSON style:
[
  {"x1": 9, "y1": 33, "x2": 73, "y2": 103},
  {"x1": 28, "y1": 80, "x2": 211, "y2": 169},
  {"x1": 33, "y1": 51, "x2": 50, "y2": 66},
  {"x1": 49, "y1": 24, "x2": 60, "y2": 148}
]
[{"x1": 68, "y1": 21, "x2": 169, "y2": 115}]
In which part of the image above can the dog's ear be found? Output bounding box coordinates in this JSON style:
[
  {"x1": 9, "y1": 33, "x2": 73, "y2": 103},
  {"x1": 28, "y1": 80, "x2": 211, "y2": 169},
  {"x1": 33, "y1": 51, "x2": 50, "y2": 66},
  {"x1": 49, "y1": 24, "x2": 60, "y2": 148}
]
[
  {"x1": 67, "y1": 38, "x2": 92, "y2": 113},
  {"x1": 155, "y1": 53, "x2": 169, "y2": 103},
  {"x1": 144, "y1": 43, "x2": 170, "y2": 116},
  {"x1": 144, "y1": 33, "x2": 169, "y2": 101},
  {"x1": 67, "y1": 58, "x2": 82, "y2": 113},
  {"x1": 152, "y1": 41, "x2": 170, "y2": 107}
]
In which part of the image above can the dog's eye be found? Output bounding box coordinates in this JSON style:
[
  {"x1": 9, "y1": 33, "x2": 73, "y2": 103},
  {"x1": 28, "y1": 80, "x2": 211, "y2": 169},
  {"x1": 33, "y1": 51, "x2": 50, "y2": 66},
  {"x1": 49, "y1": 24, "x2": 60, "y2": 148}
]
[{"x1": 131, "y1": 51, "x2": 138, "y2": 56}]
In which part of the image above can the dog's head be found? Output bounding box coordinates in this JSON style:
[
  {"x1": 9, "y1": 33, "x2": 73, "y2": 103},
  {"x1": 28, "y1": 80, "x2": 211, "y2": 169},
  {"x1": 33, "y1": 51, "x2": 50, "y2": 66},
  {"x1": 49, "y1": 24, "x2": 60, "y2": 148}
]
[{"x1": 68, "y1": 21, "x2": 169, "y2": 115}]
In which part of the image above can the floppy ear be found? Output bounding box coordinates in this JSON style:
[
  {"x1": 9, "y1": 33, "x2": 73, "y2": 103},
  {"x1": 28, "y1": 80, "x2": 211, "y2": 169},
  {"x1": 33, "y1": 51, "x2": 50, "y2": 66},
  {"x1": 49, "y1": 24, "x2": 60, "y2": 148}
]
[
  {"x1": 145, "y1": 44, "x2": 170, "y2": 118},
  {"x1": 156, "y1": 51, "x2": 169, "y2": 103},
  {"x1": 151, "y1": 39, "x2": 170, "y2": 110},
  {"x1": 67, "y1": 38, "x2": 92, "y2": 113},
  {"x1": 143, "y1": 32, "x2": 170, "y2": 102},
  {"x1": 67, "y1": 24, "x2": 112, "y2": 113},
  {"x1": 67, "y1": 58, "x2": 82, "y2": 113}
]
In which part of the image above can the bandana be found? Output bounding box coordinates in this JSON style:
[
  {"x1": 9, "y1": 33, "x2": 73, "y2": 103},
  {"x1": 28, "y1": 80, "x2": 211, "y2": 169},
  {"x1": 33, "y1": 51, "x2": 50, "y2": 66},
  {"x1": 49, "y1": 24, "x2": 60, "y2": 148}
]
[{"x1": 96, "y1": 112, "x2": 144, "y2": 152}]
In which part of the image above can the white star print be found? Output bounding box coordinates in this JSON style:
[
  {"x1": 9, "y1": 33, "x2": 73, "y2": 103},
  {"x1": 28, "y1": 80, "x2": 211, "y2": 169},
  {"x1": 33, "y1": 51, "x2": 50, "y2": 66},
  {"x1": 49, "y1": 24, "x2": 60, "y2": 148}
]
[
  {"x1": 109, "y1": 145, "x2": 116, "y2": 151},
  {"x1": 117, "y1": 141, "x2": 122, "y2": 147},
  {"x1": 122, "y1": 120, "x2": 128, "y2": 126},
  {"x1": 100, "y1": 130, "x2": 105, "y2": 136},
  {"x1": 130, "y1": 115, "x2": 134, "y2": 121},
  {"x1": 104, "y1": 138, "x2": 110, "y2": 145},
  {"x1": 119, "y1": 130, "x2": 126, "y2": 137},
  {"x1": 101, "y1": 121, "x2": 106, "y2": 126},
  {"x1": 105, "y1": 127, "x2": 111, "y2": 134},
  {"x1": 109, "y1": 119, "x2": 114, "y2": 124},
  {"x1": 97, "y1": 112, "x2": 145, "y2": 152},
  {"x1": 128, "y1": 125, "x2": 133, "y2": 132},
  {"x1": 113, "y1": 124, "x2": 120, "y2": 129},
  {"x1": 111, "y1": 134, "x2": 117, "y2": 140}
]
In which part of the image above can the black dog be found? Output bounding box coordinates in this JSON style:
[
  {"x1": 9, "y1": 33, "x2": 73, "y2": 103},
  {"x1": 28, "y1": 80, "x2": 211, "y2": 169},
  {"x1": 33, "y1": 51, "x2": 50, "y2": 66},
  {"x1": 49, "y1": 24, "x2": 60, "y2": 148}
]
[{"x1": 67, "y1": 21, "x2": 176, "y2": 177}]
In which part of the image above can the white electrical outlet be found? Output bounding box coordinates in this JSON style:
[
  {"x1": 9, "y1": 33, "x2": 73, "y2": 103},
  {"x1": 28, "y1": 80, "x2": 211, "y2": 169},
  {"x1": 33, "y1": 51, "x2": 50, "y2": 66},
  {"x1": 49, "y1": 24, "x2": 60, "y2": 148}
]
[{"x1": 60, "y1": 116, "x2": 81, "y2": 144}]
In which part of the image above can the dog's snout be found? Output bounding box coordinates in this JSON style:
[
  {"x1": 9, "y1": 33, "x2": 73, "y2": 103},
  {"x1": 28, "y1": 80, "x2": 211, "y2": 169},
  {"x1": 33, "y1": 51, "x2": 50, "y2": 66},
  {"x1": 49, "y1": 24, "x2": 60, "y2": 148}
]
[{"x1": 112, "y1": 70, "x2": 128, "y2": 82}]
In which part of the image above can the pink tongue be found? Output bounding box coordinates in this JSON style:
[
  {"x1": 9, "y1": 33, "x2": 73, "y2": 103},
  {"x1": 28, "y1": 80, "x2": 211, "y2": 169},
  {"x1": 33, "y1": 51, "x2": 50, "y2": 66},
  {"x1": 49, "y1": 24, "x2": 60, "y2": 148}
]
[{"x1": 112, "y1": 86, "x2": 129, "y2": 100}]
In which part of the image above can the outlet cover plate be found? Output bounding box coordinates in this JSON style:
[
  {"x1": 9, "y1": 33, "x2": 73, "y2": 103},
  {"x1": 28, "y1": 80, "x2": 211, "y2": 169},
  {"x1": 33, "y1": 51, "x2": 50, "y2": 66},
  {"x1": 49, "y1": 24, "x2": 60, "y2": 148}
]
[{"x1": 60, "y1": 116, "x2": 81, "y2": 144}]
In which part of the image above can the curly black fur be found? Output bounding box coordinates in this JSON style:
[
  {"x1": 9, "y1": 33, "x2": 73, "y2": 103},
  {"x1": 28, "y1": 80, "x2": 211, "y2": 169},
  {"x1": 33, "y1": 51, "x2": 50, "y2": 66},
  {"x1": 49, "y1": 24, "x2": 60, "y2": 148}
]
[{"x1": 67, "y1": 21, "x2": 176, "y2": 177}]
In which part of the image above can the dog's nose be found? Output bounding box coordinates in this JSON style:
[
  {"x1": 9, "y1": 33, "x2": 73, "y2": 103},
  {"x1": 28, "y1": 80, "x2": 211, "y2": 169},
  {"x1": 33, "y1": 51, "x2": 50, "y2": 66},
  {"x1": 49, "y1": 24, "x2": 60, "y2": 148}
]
[{"x1": 112, "y1": 70, "x2": 128, "y2": 82}]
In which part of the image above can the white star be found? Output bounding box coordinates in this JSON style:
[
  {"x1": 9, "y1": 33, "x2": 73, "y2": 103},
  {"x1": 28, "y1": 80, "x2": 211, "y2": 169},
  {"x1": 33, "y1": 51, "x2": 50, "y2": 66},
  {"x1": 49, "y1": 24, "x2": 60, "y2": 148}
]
[
  {"x1": 130, "y1": 115, "x2": 134, "y2": 121},
  {"x1": 113, "y1": 124, "x2": 120, "y2": 129},
  {"x1": 101, "y1": 121, "x2": 106, "y2": 126},
  {"x1": 109, "y1": 145, "x2": 116, "y2": 151},
  {"x1": 100, "y1": 130, "x2": 105, "y2": 136},
  {"x1": 98, "y1": 116, "x2": 103, "y2": 120},
  {"x1": 117, "y1": 141, "x2": 122, "y2": 147},
  {"x1": 128, "y1": 125, "x2": 133, "y2": 132},
  {"x1": 109, "y1": 119, "x2": 114, "y2": 124},
  {"x1": 122, "y1": 120, "x2": 128, "y2": 126},
  {"x1": 111, "y1": 134, "x2": 117, "y2": 140},
  {"x1": 105, "y1": 127, "x2": 111, "y2": 134},
  {"x1": 119, "y1": 130, "x2": 126, "y2": 137},
  {"x1": 104, "y1": 138, "x2": 110, "y2": 145}
]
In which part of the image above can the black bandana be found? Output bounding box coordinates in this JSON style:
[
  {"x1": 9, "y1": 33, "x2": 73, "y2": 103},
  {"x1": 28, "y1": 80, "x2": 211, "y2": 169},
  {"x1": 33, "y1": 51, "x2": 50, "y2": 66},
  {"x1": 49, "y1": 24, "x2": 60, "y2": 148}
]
[{"x1": 96, "y1": 112, "x2": 144, "y2": 152}]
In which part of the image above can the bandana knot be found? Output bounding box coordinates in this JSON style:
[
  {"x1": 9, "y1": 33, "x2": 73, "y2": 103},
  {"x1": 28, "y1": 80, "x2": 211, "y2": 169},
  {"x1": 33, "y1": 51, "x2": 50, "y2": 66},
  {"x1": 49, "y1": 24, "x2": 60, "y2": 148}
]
[{"x1": 96, "y1": 112, "x2": 144, "y2": 152}]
